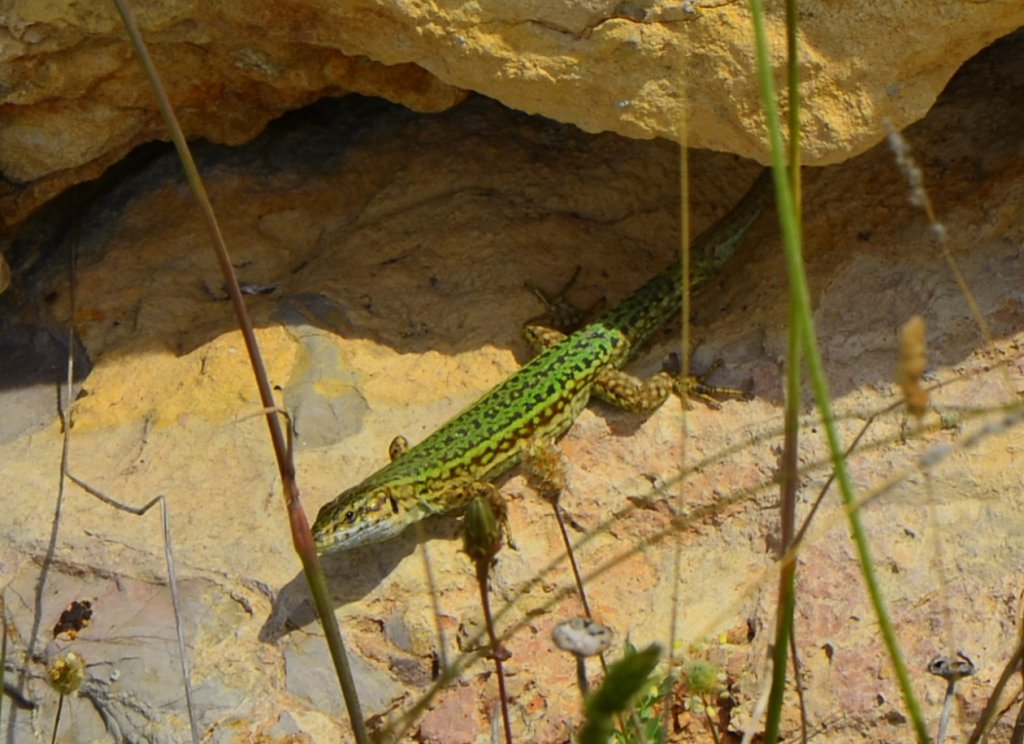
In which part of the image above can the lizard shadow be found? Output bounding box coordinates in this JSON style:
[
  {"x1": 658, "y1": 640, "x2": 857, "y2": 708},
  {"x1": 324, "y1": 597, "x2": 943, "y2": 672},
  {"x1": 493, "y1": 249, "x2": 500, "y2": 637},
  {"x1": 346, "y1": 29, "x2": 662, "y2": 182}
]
[
  {"x1": 258, "y1": 515, "x2": 464, "y2": 643},
  {"x1": 259, "y1": 462, "x2": 533, "y2": 643}
]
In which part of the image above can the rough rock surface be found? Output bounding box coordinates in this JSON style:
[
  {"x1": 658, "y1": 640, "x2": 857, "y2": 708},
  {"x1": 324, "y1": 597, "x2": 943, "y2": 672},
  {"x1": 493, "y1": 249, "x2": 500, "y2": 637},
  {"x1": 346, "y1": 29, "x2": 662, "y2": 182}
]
[
  {"x1": 3, "y1": 1, "x2": 1023, "y2": 230},
  {"x1": 2, "y1": 28, "x2": 1024, "y2": 744}
]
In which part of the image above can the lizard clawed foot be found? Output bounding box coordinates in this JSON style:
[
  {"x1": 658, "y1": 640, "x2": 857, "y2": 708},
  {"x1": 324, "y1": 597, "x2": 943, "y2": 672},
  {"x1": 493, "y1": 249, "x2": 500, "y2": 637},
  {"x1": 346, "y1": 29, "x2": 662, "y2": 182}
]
[{"x1": 670, "y1": 358, "x2": 752, "y2": 410}]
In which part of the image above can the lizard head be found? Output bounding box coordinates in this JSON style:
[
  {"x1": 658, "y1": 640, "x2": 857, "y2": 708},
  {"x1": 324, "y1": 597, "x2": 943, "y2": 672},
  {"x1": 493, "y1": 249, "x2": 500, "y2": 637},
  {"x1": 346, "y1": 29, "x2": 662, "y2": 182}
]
[{"x1": 312, "y1": 484, "x2": 410, "y2": 553}]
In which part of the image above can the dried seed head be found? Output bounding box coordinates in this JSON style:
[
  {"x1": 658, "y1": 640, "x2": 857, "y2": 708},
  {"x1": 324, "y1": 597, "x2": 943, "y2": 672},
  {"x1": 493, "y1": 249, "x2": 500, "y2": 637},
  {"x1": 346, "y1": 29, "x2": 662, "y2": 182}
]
[
  {"x1": 462, "y1": 492, "x2": 505, "y2": 563},
  {"x1": 927, "y1": 652, "x2": 976, "y2": 682},
  {"x1": 897, "y1": 315, "x2": 929, "y2": 419},
  {"x1": 552, "y1": 617, "x2": 614, "y2": 658},
  {"x1": 48, "y1": 651, "x2": 86, "y2": 696},
  {"x1": 523, "y1": 437, "x2": 567, "y2": 502}
]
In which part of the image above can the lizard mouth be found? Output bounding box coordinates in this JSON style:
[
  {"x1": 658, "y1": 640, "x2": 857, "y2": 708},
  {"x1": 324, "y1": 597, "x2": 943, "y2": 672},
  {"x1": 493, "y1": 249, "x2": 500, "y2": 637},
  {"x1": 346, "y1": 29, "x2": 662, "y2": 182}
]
[{"x1": 312, "y1": 512, "x2": 405, "y2": 553}]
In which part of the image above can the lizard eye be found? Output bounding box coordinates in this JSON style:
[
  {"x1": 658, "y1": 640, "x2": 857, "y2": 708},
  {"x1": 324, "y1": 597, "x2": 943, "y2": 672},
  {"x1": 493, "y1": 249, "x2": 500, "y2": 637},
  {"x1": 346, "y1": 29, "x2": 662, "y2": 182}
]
[{"x1": 345, "y1": 510, "x2": 356, "y2": 523}]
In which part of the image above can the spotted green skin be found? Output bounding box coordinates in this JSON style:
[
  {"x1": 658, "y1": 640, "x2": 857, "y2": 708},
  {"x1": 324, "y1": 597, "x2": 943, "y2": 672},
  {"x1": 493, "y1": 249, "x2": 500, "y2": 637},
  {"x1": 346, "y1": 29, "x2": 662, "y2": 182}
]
[{"x1": 313, "y1": 170, "x2": 773, "y2": 552}]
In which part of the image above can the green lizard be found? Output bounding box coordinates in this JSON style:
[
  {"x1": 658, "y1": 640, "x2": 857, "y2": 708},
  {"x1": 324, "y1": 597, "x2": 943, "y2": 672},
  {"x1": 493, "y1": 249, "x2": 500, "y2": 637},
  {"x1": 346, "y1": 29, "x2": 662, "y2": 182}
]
[{"x1": 313, "y1": 169, "x2": 774, "y2": 552}]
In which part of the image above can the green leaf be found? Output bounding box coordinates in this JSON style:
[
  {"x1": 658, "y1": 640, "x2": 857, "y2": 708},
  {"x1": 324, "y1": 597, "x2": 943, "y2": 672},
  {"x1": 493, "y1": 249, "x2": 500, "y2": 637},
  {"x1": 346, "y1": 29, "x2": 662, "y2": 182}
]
[{"x1": 579, "y1": 643, "x2": 661, "y2": 744}]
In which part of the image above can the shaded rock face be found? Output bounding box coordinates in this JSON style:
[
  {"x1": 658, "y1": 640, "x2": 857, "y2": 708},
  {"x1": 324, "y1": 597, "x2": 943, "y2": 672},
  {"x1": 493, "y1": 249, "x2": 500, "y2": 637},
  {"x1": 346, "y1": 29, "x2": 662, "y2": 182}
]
[
  {"x1": 2, "y1": 31, "x2": 1024, "y2": 743},
  {"x1": 2, "y1": 2, "x2": 1023, "y2": 228}
]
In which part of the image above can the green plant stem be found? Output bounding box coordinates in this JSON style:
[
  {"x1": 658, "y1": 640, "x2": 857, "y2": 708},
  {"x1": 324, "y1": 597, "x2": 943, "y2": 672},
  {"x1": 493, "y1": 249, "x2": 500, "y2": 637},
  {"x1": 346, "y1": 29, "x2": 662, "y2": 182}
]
[
  {"x1": 747, "y1": 1, "x2": 928, "y2": 740},
  {"x1": 110, "y1": 2, "x2": 367, "y2": 740},
  {"x1": 702, "y1": 694, "x2": 722, "y2": 744},
  {"x1": 765, "y1": 0, "x2": 802, "y2": 739},
  {"x1": 784, "y1": 0, "x2": 802, "y2": 204},
  {"x1": 765, "y1": 297, "x2": 801, "y2": 743}
]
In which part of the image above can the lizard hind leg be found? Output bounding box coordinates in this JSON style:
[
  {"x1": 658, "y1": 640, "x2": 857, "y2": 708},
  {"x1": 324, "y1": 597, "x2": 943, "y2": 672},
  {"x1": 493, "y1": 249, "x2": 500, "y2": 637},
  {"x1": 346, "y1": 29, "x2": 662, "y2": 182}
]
[
  {"x1": 592, "y1": 360, "x2": 750, "y2": 414},
  {"x1": 591, "y1": 368, "x2": 676, "y2": 413}
]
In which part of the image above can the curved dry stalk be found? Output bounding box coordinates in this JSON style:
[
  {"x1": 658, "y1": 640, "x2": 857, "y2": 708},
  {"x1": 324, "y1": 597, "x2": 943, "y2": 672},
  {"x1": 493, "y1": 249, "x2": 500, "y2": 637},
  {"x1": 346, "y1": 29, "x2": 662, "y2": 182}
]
[{"x1": 110, "y1": 1, "x2": 368, "y2": 739}]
